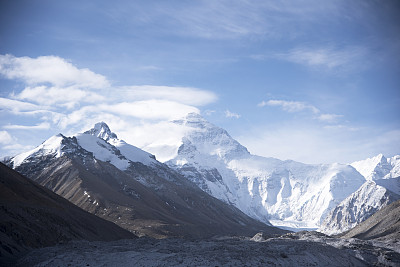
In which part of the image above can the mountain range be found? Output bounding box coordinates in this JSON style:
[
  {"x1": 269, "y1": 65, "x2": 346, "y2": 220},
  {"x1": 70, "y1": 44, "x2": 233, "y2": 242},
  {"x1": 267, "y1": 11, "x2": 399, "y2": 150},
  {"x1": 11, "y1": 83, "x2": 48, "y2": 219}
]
[
  {"x1": 162, "y1": 113, "x2": 400, "y2": 231},
  {"x1": 4, "y1": 121, "x2": 283, "y2": 239},
  {"x1": 4, "y1": 113, "x2": 400, "y2": 236}
]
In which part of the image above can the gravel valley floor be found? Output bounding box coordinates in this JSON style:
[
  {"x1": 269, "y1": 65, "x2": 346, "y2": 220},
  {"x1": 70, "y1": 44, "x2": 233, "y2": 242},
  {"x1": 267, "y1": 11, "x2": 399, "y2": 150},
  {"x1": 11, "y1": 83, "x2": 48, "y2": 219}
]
[{"x1": 16, "y1": 232, "x2": 400, "y2": 267}]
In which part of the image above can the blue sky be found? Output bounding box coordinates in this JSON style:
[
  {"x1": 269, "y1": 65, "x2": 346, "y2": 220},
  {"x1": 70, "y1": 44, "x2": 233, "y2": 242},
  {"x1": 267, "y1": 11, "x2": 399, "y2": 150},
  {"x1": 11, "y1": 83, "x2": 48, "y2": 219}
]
[{"x1": 0, "y1": 0, "x2": 399, "y2": 164}]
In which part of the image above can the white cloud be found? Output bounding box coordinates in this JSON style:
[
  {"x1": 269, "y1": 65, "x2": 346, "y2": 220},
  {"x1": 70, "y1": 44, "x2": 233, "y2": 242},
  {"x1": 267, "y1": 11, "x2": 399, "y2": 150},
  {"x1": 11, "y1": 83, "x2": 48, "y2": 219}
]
[
  {"x1": 104, "y1": 100, "x2": 200, "y2": 120},
  {"x1": 1, "y1": 143, "x2": 35, "y2": 158},
  {"x1": 317, "y1": 113, "x2": 343, "y2": 123},
  {"x1": 120, "y1": 120, "x2": 193, "y2": 162},
  {"x1": 259, "y1": 99, "x2": 344, "y2": 125},
  {"x1": 14, "y1": 86, "x2": 105, "y2": 108},
  {"x1": 57, "y1": 100, "x2": 200, "y2": 130},
  {"x1": 0, "y1": 54, "x2": 109, "y2": 88},
  {"x1": 259, "y1": 100, "x2": 319, "y2": 114},
  {"x1": 3, "y1": 122, "x2": 51, "y2": 130},
  {"x1": 0, "y1": 54, "x2": 219, "y2": 159},
  {"x1": 277, "y1": 46, "x2": 369, "y2": 72},
  {"x1": 0, "y1": 131, "x2": 13, "y2": 144},
  {"x1": 119, "y1": 85, "x2": 217, "y2": 106},
  {"x1": 225, "y1": 110, "x2": 241, "y2": 119},
  {"x1": 203, "y1": 109, "x2": 216, "y2": 116},
  {"x1": 0, "y1": 55, "x2": 216, "y2": 132},
  {"x1": 0, "y1": 97, "x2": 47, "y2": 112},
  {"x1": 0, "y1": 131, "x2": 35, "y2": 158}
]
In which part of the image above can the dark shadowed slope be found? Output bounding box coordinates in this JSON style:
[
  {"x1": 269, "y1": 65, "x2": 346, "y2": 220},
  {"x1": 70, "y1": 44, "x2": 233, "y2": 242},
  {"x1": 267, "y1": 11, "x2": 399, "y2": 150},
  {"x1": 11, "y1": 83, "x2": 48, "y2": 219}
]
[
  {"x1": 19, "y1": 154, "x2": 284, "y2": 239},
  {"x1": 0, "y1": 163, "x2": 136, "y2": 265},
  {"x1": 341, "y1": 199, "x2": 400, "y2": 241}
]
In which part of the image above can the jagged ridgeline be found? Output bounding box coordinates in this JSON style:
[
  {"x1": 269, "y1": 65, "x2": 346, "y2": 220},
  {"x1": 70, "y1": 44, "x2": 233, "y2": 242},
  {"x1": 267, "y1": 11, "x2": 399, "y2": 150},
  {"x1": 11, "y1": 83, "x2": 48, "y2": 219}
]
[
  {"x1": 5, "y1": 113, "x2": 400, "y2": 235},
  {"x1": 4, "y1": 121, "x2": 285, "y2": 239}
]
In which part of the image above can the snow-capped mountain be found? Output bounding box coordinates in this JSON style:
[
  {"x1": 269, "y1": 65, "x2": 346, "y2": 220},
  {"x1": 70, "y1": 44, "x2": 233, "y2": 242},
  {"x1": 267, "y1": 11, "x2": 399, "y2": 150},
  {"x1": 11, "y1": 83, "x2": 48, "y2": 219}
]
[
  {"x1": 319, "y1": 180, "x2": 400, "y2": 235},
  {"x1": 319, "y1": 154, "x2": 400, "y2": 235},
  {"x1": 82, "y1": 122, "x2": 157, "y2": 166},
  {"x1": 351, "y1": 154, "x2": 400, "y2": 195},
  {"x1": 9, "y1": 122, "x2": 158, "y2": 171},
  {"x1": 165, "y1": 113, "x2": 367, "y2": 229},
  {"x1": 351, "y1": 154, "x2": 400, "y2": 182},
  {"x1": 5, "y1": 122, "x2": 283, "y2": 238},
  {"x1": 6, "y1": 114, "x2": 399, "y2": 233}
]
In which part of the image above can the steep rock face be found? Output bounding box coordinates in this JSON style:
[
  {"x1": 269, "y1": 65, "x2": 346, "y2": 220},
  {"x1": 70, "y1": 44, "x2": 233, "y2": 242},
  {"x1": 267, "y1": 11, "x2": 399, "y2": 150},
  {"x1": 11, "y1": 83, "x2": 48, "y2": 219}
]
[
  {"x1": 341, "y1": 199, "x2": 400, "y2": 242},
  {"x1": 166, "y1": 113, "x2": 366, "y2": 229},
  {"x1": 319, "y1": 181, "x2": 400, "y2": 235},
  {"x1": 5, "y1": 124, "x2": 285, "y2": 239}
]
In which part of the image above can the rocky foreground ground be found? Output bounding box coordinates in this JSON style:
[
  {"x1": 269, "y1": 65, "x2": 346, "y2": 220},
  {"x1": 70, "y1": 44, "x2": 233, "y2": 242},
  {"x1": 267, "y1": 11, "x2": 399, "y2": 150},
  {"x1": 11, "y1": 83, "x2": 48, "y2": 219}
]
[{"x1": 16, "y1": 232, "x2": 400, "y2": 267}]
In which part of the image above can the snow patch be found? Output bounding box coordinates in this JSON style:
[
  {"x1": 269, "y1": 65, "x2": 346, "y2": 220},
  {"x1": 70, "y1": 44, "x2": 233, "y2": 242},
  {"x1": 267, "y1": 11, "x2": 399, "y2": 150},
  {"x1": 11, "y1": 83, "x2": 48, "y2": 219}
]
[{"x1": 11, "y1": 134, "x2": 64, "y2": 167}]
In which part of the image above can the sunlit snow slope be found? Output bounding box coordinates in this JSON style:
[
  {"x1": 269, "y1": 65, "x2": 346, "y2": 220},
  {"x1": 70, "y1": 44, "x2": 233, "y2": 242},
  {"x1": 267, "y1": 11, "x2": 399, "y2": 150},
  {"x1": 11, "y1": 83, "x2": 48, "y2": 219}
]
[
  {"x1": 8, "y1": 114, "x2": 399, "y2": 232},
  {"x1": 164, "y1": 113, "x2": 367, "y2": 229}
]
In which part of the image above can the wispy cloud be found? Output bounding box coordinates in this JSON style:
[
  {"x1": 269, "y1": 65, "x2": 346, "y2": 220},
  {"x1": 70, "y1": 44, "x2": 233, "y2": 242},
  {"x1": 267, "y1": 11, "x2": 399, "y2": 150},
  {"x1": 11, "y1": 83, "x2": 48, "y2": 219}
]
[
  {"x1": 259, "y1": 100, "x2": 319, "y2": 114},
  {"x1": 120, "y1": 86, "x2": 217, "y2": 106},
  {"x1": 276, "y1": 46, "x2": 369, "y2": 72},
  {"x1": 3, "y1": 122, "x2": 51, "y2": 130},
  {"x1": 203, "y1": 110, "x2": 216, "y2": 116},
  {"x1": 105, "y1": 0, "x2": 347, "y2": 40},
  {"x1": 136, "y1": 65, "x2": 162, "y2": 71},
  {"x1": 317, "y1": 113, "x2": 343, "y2": 123},
  {"x1": 0, "y1": 130, "x2": 34, "y2": 158},
  {"x1": 0, "y1": 131, "x2": 13, "y2": 144},
  {"x1": 13, "y1": 86, "x2": 105, "y2": 109},
  {"x1": 259, "y1": 99, "x2": 342, "y2": 124},
  {"x1": 0, "y1": 97, "x2": 43, "y2": 113},
  {"x1": 225, "y1": 110, "x2": 241, "y2": 119}
]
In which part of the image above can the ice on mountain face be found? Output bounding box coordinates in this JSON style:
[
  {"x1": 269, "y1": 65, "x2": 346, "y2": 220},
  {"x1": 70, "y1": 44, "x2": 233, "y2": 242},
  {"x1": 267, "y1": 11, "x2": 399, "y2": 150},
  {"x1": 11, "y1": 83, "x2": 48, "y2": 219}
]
[
  {"x1": 351, "y1": 154, "x2": 400, "y2": 181},
  {"x1": 319, "y1": 180, "x2": 400, "y2": 235},
  {"x1": 172, "y1": 113, "x2": 250, "y2": 160},
  {"x1": 11, "y1": 122, "x2": 158, "y2": 173},
  {"x1": 167, "y1": 113, "x2": 367, "y2": 229},
  {"x1": 84, "y1": 122, "x2": 118, "y2": 142},
  {"x1": 388, "y1": 155, "x2": 400, "y2": 177},
  {"x1": 11, "y1": 135, "x2": 65, "y2": 168},
  {"x1": 83, "y1": 122, "x2": 157, "y2": 167},
  {"x1": 76, "y1": 133, "x2": 130, "y2": 170},
  {"x1": 9, "y1": 134, "x2": 94, "y2": 170},
  {"x1": 350, "y1": 154, "x2": 400, "y2": 195}
]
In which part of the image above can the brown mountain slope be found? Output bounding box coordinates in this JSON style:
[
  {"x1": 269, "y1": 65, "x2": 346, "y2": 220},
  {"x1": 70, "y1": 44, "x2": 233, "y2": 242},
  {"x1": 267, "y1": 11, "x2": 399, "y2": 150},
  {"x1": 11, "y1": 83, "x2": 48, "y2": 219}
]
[
  {"x1": 0, "y1": 162, "x2": 136, "y2": 265},
  {"x1": 23, "y1": 154, "x2": 285, "y2": 239},
  {"x1": 341, "y1": 199, "x2": 400, "y2": 241}
]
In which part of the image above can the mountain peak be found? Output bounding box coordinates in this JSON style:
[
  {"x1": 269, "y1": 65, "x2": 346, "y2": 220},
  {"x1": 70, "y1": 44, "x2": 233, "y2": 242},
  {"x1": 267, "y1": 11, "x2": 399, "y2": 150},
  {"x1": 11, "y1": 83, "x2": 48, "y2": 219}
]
[
  {"x1": 170, "y1": 112, "x2": 250, "y2": 161},
  {"x1": 185, "y1": 112, "x2": 204, "y2": 121},
  {"x1": 351, "y1": 153, "x2": 393, "y2": 181},
  {"x1": 172, "y1": 112, "x2": 217, "y2": 131},
  {"x1": 84, "y1": 122, "x2": 118, "y2": 141}
]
